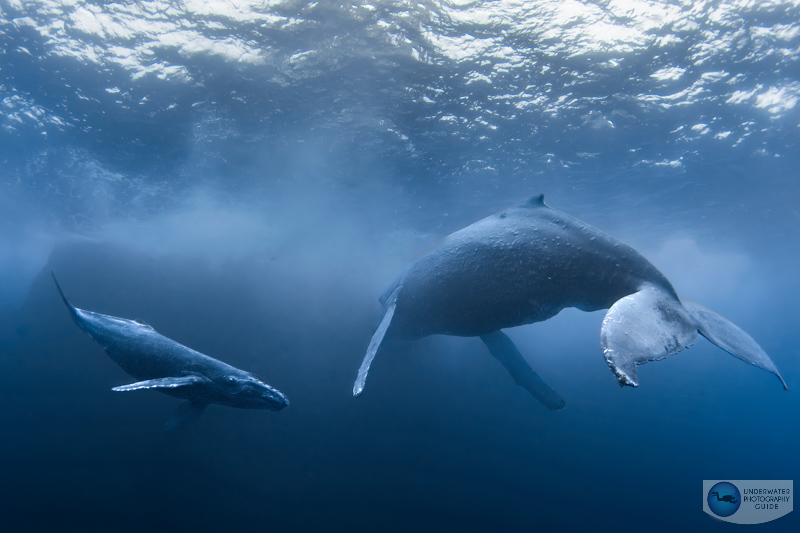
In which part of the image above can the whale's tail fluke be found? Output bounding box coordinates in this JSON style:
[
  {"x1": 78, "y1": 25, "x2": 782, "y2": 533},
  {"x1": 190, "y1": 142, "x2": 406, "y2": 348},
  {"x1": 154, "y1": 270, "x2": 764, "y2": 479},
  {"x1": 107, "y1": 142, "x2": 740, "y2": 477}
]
[
  {"x1": 600, "y1": 283, "x2": 786, "y2": 390},
  {"x1": 480, "y1": 330, "x2": 565, "y2": 410},
  {"x1": 680, "y1": 298, "x2": 788, "y2": 390},
  {"x1": 601, "y1": 284, "x2": 699, "y2": 387}
]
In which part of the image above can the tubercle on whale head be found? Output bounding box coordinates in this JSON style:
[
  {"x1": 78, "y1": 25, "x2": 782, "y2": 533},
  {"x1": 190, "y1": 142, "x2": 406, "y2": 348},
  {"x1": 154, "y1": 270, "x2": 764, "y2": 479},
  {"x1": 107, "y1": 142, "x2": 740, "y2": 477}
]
[{"x1": 254, "y1": 375, "x2": 290, "y2": 410}]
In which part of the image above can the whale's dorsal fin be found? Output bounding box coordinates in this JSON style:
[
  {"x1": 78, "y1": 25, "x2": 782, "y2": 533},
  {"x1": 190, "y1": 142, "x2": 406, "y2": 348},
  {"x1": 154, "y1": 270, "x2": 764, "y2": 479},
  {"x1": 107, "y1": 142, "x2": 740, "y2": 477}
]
[
  {"x1": 111, "y1": 375, "x2": 206, "y2": 392},
  {"x1": 522, "y1": 194, "x2": 546, "y2": 208},
  {"x1": 601, "y1": 284, "x2": 698, "y2": 387},
  {"x1": 495, "y1": 194, "x2": 549, "y2": 221}
]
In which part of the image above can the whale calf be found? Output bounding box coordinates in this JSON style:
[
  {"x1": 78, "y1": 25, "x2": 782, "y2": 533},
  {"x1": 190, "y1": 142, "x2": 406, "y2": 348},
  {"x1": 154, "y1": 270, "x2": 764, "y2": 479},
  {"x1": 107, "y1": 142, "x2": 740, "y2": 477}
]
[
  {"x1": 354, "y1": 194, "x2": 787, "y2": 408},
  {"x1": 53, "y1": 272, "x2": 288, "y2": 428}
]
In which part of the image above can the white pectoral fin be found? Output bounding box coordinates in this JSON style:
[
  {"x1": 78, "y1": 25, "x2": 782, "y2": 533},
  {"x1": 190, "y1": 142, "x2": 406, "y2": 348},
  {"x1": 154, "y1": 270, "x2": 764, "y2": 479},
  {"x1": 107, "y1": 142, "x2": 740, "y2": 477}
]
[
  {"x1": 164, "y1": 400, "x2": 208, "y2": 431},
  {"x1": 680, "y1": 298, "x2": 788, "y2": 390},
  {"x1": 353, "y1": 286, "x2": 400, "y2": 398},
  {"x1": 112, "y1": 375, "x2": 205, "y2": 392},
  {"x1": 601, "y1": 284, "x2": 698, "y2": 387}
]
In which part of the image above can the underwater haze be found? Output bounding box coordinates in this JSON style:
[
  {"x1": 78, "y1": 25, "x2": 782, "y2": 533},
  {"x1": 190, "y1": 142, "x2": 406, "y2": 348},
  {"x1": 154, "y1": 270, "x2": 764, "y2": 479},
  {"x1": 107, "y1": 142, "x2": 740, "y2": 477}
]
[{"x1": 1, "y1": 0, "x2": 798, "y2": 531}]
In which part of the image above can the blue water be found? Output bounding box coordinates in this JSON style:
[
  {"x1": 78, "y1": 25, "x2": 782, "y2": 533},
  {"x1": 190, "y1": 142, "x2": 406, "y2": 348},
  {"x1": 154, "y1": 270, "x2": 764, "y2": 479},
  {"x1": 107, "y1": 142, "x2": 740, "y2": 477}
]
[{"x1": 1, "y1": 1, "x2": 798, "y2": 531}]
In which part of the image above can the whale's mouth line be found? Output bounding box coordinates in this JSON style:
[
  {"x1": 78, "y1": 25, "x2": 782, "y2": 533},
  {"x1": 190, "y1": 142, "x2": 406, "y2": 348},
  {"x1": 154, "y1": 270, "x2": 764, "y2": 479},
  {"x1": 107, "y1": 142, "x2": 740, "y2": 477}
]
[{"x1": 210, "y1": 377, "x2": 289, "y2": 408}]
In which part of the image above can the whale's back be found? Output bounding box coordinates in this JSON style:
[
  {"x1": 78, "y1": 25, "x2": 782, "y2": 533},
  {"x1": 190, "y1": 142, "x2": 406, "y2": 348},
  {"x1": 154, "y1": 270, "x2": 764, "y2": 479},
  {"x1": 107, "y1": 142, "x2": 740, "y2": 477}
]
[{"x1": 387, "y1": 195, "x2": 676, "y2": 339}]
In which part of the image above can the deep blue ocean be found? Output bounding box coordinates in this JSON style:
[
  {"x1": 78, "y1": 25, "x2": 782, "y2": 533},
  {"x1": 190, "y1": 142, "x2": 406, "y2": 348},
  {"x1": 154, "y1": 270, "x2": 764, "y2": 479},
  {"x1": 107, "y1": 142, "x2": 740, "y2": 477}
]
[{"x1": 1, "y1": 1, "x2": 798, "y2": 531}]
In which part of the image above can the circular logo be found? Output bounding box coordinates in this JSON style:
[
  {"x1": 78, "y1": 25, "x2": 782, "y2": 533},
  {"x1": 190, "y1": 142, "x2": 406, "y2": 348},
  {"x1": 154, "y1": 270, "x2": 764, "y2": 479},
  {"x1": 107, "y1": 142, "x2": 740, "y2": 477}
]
[{"x1": 707, "y1": 482, "x2": 741, "y2": 517}]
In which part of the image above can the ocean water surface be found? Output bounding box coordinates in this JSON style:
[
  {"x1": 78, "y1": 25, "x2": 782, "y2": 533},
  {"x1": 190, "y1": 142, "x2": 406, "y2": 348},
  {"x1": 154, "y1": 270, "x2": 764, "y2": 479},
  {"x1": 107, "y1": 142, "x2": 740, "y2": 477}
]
[{"x1": 1, "y1": 1, "x2": 798, "y2": 531}]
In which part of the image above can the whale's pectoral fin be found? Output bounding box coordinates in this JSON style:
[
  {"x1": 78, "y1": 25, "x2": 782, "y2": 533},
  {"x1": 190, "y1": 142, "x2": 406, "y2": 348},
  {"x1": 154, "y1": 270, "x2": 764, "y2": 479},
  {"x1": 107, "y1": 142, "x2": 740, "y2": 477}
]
[
  {"x1": 480, "y1": 331, "x2": 565, "y2": 411},
  {"x1": 601, "y1": 284, "x2": 698, "y2": 387},
  {"x1": 679, "y1": 298, "x2": 787, "y2": 390},
  {"x1": 112, "y1": 375, "x2": 206, "y2": 392},
  {"x1": 164, "y1": 400, "x2": 208, "y2": 431},
  {"x1": 353, "y1": 286, "x2": 401, "y2": 398}
]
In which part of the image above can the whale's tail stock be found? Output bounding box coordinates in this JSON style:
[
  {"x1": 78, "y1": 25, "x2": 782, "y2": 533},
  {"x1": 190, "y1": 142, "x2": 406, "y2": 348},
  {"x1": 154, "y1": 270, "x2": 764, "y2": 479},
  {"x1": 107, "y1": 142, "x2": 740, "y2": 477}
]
[{"x1": 601, "y1": 283, "x2": 787, "y2": 390}]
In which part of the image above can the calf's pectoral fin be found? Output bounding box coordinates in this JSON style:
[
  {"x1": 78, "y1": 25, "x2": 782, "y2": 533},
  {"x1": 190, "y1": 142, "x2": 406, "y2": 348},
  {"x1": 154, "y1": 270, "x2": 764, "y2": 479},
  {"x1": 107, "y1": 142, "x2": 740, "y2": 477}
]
[
  {"x1": 353, "y1": 286, "x2": 401, "y2": 398},
  {"x1": 679, "y1": 298, "x2": 787, "y2": 390},
  {"x1": 112, "y1": 375, "x2": 206, "y2": 392},
  {"x1": 480, "y1": 331, "x2": 565, "y2": 411},
  {"x1": 164, "y1": 400, "x2": 208, "y2": 431},
  {"x1": 601, "y1": 284, "x2": 698, "y2": 387}
]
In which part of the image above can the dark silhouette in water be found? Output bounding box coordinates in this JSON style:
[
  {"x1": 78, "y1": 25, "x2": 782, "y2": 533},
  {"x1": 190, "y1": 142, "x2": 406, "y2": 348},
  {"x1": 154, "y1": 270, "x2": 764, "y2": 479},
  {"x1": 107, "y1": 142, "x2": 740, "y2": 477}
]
[
  {"x1": 52, "y1": 271, "x2": 289, "y2": 429},
  {"x1": 354, "y1": 194, "x2": 787, "y2": 407},
  {"x1": 709, "y1": 491, "x2": 738, "y2": 504}
]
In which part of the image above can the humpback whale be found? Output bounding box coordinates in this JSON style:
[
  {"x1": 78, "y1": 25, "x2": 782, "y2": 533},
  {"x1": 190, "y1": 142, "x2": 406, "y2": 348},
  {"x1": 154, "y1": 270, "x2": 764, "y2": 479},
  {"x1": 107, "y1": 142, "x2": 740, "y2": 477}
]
[
  {"x1": 353, "y1": 194, "x2": 787, "y2": 408},
  {"x1": 52, "y1": 272, "x2": 289, "y2": 429}
]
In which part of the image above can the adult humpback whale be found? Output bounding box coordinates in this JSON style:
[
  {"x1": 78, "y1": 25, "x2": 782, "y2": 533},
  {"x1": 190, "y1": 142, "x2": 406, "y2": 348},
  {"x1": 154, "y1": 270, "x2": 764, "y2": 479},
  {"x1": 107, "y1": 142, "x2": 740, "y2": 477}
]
[
  {"x1": 52, "y1": 272, "x2": 289, "y2": 428},
  {"x1": 353, "y1": 194, "x2": 787, "y2": 408}
]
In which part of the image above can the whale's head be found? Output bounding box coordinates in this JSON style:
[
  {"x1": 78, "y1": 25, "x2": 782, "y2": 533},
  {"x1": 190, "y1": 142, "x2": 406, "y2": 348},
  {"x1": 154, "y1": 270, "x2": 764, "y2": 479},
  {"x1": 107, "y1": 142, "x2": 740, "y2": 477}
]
[{"x1": 214, "y1": 373, "x2": 289, "y2": 411}]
